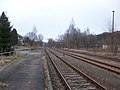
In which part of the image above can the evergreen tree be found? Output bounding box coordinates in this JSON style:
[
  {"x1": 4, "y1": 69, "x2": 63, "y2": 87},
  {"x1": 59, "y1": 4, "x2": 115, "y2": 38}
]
[
  {"x1": 11, "y1": 28, "x2": 18, "y2": 46},
  {"x1": 0, "y1": 11, "x2": 12, "y2": 52}
]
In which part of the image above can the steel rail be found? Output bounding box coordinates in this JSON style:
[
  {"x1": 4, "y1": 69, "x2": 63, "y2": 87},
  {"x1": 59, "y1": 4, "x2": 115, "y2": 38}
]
[
  {"x1": 54, "y1": 49, "x2": 120, "y2": 75},
  {"x1": 47, "y1": 48, "x2": 107, "y2": 90},
  {"x1": 62, "y1": 48, "x2": 120, "y2": 62},
  {"x1": 44, "y1": 49, "x2": 72, "y2": 90},
  {"x1": 61, "y1": 49, "x2": 120, "y2": 69}
]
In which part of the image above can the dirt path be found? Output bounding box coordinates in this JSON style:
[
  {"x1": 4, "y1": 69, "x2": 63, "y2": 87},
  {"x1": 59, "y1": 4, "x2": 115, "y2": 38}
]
[{"x1": 0, "y1": 51, "x2": 45, "y2": 90}]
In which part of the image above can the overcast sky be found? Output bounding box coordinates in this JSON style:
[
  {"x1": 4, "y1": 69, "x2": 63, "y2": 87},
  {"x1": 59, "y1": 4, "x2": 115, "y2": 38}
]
[{"x1": 0, "y1": 0, "x2": 120, "y2": 42}]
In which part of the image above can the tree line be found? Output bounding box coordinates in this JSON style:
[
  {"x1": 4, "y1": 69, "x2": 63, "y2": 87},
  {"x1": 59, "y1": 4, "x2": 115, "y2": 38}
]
[
  {"x1": 47, "y1": 19, "x2": 120, "y2": 55},
  {"x1": 1, "y1": 11, "x2": 119, "y2": 55},
  {"x1": 0, "y1": 11, "x2": 44, "y2": 53}
]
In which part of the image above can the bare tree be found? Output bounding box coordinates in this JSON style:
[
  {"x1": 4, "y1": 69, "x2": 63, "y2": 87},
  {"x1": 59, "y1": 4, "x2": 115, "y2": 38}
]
[
  {"x1": 23, "y1": 36, "x2": 32, "y2": 47},
  {"x1": 37, "y1": 34, "x2": 43, "y2": 47},
  {"x1": 25, "y1": 26, "x2": 37, "y2": 47},
  {"x1": 47, "y1": 38, "x2": 55, "y2": 48}
]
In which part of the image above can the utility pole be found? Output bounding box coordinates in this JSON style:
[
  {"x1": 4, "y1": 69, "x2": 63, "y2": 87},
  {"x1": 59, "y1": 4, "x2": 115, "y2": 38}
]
[
  {"x1": 111, "y1": 11, "x2": 115, "y2": 54},
  {"x1": 112, "y1": 11, "x2": 115, "y2": 33}
]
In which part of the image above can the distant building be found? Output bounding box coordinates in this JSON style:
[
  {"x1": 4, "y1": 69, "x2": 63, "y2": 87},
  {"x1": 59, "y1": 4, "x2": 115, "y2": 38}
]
[
  {"x1": 18, "y1": 34, "x2": 24, "y2": 45},
  {"x1": 102, "y1": 45, "x2": 108, "y2": 49}
]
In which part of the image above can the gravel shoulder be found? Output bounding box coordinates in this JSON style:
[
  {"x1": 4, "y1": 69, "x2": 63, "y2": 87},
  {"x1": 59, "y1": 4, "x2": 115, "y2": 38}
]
[{"x1": 0, "y1": 50, "x2": 45, "y2": 90}]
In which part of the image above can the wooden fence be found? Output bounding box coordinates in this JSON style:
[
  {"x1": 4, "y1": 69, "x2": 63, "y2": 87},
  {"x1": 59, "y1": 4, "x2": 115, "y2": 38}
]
[{"x1": 0, "y1": 51, "x2": 16, "y2": 57}]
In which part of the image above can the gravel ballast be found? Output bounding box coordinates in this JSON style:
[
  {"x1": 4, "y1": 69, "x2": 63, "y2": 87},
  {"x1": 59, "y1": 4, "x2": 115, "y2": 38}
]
[{"x1": 53, "y1": 49, "x2": 120, "y2": 90}]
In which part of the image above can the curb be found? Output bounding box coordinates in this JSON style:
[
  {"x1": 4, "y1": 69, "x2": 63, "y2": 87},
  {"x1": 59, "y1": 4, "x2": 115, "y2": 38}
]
[{"x1": 43, "y1": 56, "x2": 53, "y2": 90}]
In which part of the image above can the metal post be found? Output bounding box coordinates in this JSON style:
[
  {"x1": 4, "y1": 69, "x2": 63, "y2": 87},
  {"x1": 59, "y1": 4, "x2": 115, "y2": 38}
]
[
  {"x1": 112, "y1": 11, "x2": 118, "y2": 55},
  {"x1": 112, "y1": 11, "x2": 115, "y2": 33},
  {"x1": 111, "y1": 11, "x2": 115, "y2": 53}
]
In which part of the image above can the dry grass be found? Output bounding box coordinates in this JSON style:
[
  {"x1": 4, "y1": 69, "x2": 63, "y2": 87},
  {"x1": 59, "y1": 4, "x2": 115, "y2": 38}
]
[
  {"x1": 0, "y1": 81, "x2": 9, "y2": 88},
  {"x1": 0, "y1": 54, "x2": 27, "y2": 71}
]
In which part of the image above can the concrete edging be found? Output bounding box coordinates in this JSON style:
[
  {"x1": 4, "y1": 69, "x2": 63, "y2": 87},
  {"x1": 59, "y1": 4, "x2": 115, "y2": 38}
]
[{"x1": 43, "y1": 56, "x2": 53, "y2": 90}]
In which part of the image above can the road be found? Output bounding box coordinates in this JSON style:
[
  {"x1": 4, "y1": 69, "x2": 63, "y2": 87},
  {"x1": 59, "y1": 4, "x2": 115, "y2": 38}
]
[{"x1": 0, "y1": 50, "x2": 45, "y2": 90}]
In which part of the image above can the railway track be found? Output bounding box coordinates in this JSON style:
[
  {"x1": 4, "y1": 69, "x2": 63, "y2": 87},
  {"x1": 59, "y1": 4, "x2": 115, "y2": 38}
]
[
  {"x1": 45, "y1": 48, "x2": 107, "y2": 90},
  {"x1": 53, "y1": 48, "x2": 120, "y2": 75},
  {"x1": 61, "y1": 48, "x2": 120, "y2": 62}
]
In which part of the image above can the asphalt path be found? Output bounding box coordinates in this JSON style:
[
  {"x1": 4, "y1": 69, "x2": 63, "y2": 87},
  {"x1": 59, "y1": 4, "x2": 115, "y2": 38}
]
[{"x1": 0, "y1": 50, "x2": 45, "y2": 90}]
